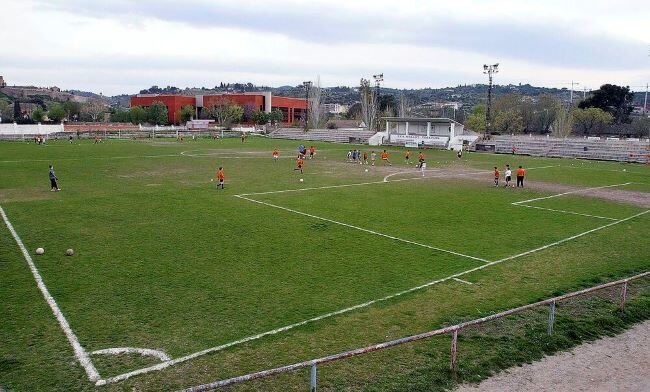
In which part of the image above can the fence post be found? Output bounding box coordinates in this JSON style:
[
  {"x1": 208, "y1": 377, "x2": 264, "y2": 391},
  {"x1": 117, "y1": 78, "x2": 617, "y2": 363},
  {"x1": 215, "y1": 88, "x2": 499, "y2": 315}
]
[
  {"x1": 548, "y1": 301, "x2": 555, "y2": 336},
  {"x1": 450, "y1": 329, "x2": 458, "y2": 377},
  {"x1": 310, "y1": 364, "x2": 317, "y2": 392},
  {"x1": 619, "y1": 281, "x2": 628, "y2": 311}
]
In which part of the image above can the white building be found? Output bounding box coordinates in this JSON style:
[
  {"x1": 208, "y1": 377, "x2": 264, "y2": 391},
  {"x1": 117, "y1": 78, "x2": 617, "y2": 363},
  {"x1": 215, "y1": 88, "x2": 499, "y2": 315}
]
[
  {"x1": 323, "y1": 103, "x2": 348, "y2": 114},
  {"x1": 381, "y1": 117, "x2": 478, "y2": 151}
]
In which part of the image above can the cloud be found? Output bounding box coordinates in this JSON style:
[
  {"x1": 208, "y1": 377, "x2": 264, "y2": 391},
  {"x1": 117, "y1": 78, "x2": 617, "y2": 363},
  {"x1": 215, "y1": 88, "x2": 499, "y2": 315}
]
[
  {"x1": 3, "y1": 0, "x2": 648, "y2": 95},
  {"x1": 34, "y1": 0, "x2": 650, "y2": 70}
]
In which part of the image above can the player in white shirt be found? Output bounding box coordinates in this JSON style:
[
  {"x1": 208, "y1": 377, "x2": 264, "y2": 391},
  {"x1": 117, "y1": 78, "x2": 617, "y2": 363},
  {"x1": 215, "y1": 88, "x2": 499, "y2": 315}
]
[{"x1": 504, "y1": 165, "x2": 512, "y2": 187}]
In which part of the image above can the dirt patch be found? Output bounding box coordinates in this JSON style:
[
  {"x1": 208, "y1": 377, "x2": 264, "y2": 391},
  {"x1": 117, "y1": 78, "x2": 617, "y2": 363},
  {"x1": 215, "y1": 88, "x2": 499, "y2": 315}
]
[
  {"x1": 455, "y1": 319, "x2": 650, "y2": 392},
  {"x1": 429, "y1": 163, "x2": 650, "y2": 209},
  {"x1": 0, "y1": 188, "x2": 56, "y2": 203}
]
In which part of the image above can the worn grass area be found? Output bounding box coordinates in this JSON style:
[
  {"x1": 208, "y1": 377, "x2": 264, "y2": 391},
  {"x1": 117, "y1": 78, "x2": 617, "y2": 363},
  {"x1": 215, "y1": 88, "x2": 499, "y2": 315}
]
[{"x1": 0, "y1": 138, "x2": 648, "y2": 391}]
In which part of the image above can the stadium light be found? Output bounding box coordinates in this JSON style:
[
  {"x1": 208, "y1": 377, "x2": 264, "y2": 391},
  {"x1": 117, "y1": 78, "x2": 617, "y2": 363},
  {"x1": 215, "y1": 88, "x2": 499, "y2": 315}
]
[
  {"x1": 303, "y1": 81, "x2": 312, "y2": 131},
  {"x1": 373, "y1": 73, "x2": 384, "y2": 131},
  {"x1": 483, "y1": 63, "x2": 499, "y2": 137}
]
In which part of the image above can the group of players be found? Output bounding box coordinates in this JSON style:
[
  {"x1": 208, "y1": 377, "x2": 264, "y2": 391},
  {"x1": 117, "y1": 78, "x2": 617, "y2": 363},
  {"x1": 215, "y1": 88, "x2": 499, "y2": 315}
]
[
  {"x1": 493, "y1": 164, "x2": 526, "y2": 188},
  {"x1": 213, "y1": 146, "x2": 529, "y2": 190}
]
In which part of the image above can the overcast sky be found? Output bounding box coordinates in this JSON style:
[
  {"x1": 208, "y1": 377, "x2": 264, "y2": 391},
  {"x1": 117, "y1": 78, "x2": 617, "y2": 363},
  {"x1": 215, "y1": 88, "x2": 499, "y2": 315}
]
[{"x1": 1, "y1": 0, "x2": 648, "y2": 95}]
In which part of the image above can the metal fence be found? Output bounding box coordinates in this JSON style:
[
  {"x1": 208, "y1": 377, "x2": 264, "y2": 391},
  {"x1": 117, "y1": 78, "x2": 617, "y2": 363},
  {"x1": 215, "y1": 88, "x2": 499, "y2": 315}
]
[{"x1": 181, "y1": 271, "x2": 649, "y2": 392}]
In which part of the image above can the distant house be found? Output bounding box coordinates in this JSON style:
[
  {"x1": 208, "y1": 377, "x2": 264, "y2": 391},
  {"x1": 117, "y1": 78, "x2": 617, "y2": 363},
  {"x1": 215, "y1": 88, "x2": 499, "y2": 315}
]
[{"x1": 0, "y1": 75, "x2": 6, "y2": 88}]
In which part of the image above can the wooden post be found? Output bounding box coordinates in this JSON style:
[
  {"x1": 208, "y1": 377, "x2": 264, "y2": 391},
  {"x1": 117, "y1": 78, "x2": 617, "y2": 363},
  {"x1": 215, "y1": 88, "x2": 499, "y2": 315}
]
[
  {"x1": 450, "y1": 329, "x2": 458, "y2": 378},
  {"x1": 620, "y1": 281, "x2": 628, "y2": 311},
  {"x1": 548, "y1": 301, "x2": 556, "y2": 336}
]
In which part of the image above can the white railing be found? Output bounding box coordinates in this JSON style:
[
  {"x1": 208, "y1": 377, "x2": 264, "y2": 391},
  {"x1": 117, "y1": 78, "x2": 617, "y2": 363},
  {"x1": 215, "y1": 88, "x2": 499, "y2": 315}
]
[
  {"x1": 181, "y1": 271, "x2": 649, "y2": 392},
  {"x1": 0, "y1": 123, "x2": 64, "y2": 136}
]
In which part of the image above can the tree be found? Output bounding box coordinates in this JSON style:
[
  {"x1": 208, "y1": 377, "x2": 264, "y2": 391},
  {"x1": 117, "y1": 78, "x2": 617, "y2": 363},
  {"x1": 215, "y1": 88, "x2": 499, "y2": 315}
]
[
  {"x1": 552, "y1": 105, "x2": 573, "y2": 138},
  {"x1": 578, "y1": 84, "x2": 634, "y2": 124},
  {"x1": 110, "y1": 109, "x2": 131, "y2": 123},
  {"x1": 493, "y1": 109, "x2": 524, "y2": 134},
  {"x1": 14, "y1": 99, "x2": 22, "y2": 120},
  {"x1": 360, "y1": 78, "x2": 378, "y2": 131},
  {"x1": 147, "y1": 101, "x2": 169, "y2": 125},
  {"x1": 465, "y1": 105, "x2": 486, "y2": 132},
  {"x1": 0, "y1": 98, "x2": 12, "y2": 122},
  {"x1": 251, "y1": 110, "x2": 268, "y2": 125},
  {"x1": 534, "y1": 95, "x2": 559, "y2": 134},
  {"x1": 398, "y1": 94, "x2": 414, "y2": 117},
  {"x1": 32, "y1": 107, "x2": 45, "y2": 123},
  {"x1": 572, "y1": 108, "x2": 613, "y2": 135},
  {"x1": 47, "y1": 102, "x2": 66, "y2": 123},
  {"x1": 630, "y1": 117, "x2": 650, "y2": 138},
  {"x1": 308, "y1": 76, "x2": 325, "y2": 129},
  {"x1": 269, "y1": 108, "x2": 284, "y2": 125},
  {"x1": 205, "y1": 100, "x2": 242, "y2": 128},
  {"x1": 129, "y1": 106, "x2": 148, "y2": 124},
  {"x1": 178, "y1": 105, "x2": 195, "y2": 123},
  {"x1": 242, "y1": 103, "x2": 257, "y2": 122},
  {"x1": 82, "y1": 101, "x2": 106, "y2": 122},
  {"x1": 63, "y1": 100, "x2": 81, "y2": 121},
  {"x1": 345, "y1": 102, "x2": 362, "y2": 119}
]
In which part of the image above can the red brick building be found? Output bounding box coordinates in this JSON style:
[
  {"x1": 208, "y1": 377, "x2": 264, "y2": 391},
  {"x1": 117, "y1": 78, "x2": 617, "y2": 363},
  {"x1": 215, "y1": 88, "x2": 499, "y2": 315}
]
[{"x1": 130, "y1": 92, "x2": 307, "y2": 125}]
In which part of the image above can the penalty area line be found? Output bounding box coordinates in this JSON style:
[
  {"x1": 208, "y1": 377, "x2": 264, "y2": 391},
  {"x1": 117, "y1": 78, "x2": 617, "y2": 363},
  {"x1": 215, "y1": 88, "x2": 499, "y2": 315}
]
[
  {"x1": 513, "y1": 204, "x2": 619, "y2": 221},
  {"x1": 512, "y1": 182, "x2": 632, "y2": 205},
  {"x1": 98, "y1": 209, "x2": 649, "y2": 385},
  {"x1": 0, "y1": 206, "x2": 101, "y2": 382},
  {"x1": 234, "y1": 195, "x2": 490, "y2": 263}
]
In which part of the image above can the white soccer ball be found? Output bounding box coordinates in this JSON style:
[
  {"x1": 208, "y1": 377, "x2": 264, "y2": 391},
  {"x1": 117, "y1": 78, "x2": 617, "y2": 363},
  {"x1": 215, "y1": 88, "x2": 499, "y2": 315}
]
[
  {"x1": 66, "y1": 249, "x2": 74, "y2": 256},
  {"x1": 300, "y1": 178, "x2": 304, "y2": 182},
  {"x1": 36, "y1": 247, "x2": 44, "y2": 255},
  {"x1": 623, "y1": 169, "x2": 626, "y2": 172},
  {"x1": 365, "y1": 169, "x2": 369, "y2": 172}
]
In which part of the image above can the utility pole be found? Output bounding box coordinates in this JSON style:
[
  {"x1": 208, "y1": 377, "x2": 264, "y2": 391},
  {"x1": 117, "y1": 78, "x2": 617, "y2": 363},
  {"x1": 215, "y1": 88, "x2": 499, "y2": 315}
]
[
  {"x1": 631, "y1": 84, "x2": 649, "y2": 116},
  {"x1": 569, "y1": 81, "x2": 580, "y2": 104},
  {"x1": 373, "y1": 73, "x2": 383, "y2": 131},
  {"x1": 303, "y1": 81, "x2": 312, "y2": 131},
  {"x1": 483, "y1": 63, "x2": 499, "y2": 136}
]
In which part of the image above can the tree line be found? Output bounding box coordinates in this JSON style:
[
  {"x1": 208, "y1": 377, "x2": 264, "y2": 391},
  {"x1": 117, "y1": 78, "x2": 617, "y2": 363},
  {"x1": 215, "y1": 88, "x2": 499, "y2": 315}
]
[
  {"x1": 463, "y1": 84, "x2": 648, "y2": 137},
  {"x1": 110, "y1": 100, "x2": 284, "y2": 127}
]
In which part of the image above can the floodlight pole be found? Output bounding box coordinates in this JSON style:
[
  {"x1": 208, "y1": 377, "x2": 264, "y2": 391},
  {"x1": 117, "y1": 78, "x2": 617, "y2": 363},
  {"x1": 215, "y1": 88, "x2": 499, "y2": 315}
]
[
  {"x1": 643, "y1": 83, "x2": 648, "y2": 114},
  {"x1": 373, "y1": 73, "x2": 383, "y2": 131},
  {"x1": 483, "y1": 63, "x2": 499, "y2": 137},
  {"x1": 569, "y1": 81, "x2": 580, "y2": 104},
  {"x1": 303, "y1": 81, "x2": 312, "y2": 131}
]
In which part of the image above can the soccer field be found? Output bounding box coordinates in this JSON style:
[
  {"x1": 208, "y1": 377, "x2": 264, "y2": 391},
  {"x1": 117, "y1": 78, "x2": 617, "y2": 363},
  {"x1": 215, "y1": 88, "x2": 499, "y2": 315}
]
[{"x1": 1, "y1": 137, "x2": 649, "y2": 391}]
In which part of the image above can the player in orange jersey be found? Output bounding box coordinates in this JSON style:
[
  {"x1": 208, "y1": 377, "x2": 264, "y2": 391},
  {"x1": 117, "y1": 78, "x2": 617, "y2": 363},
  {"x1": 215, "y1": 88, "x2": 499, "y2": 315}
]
[
  {"x1": 294, "y1": 157, "x2": 305, "y2": 174},
  {"x1": 493, "y1": 166, "x2": 500, "y2": 187},
  {"x1": 404, "y1": 150, "x2": 411, "y2": 164},
  {"x1": 272, "y1": 148, "x2": 279, "y2": 162},
  {"x1": 381, "y1": 150, "x2": 392, "y2": 166},
  {"x1": 212, "y1": 167, "x2": 225, "y2": 189},
  {"x1": 516, "y1": 166, "x2": 526, "y2": 188}
]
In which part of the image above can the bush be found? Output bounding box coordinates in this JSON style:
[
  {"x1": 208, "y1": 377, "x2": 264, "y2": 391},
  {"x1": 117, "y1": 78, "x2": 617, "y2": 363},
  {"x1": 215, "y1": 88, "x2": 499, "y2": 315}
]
[{"x1": 326, "y1": 121, "x2": 338, "y2": 129}]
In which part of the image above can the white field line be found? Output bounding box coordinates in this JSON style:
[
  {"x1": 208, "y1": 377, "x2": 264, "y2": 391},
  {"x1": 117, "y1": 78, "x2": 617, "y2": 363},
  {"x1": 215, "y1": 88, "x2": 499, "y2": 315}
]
[
  {"x1": 0, "y1": 206, "x2": 101, "y2": 382},
  {"x1": 234, "y1": 195, "x2": 490, "y2": 263},
  {"x1": 0, "y1": 154, "x2": 180, "y2": 164},
  {"x1": 237, "y1": 172, "x2": 449, "y2": 197},
  {"x1": 495, "y1": 210, "x2": 649, "y2": 263},
  {"x1": 511, "y1": 182, "x2": 632, "y2": 205},
  {"x1": 91, "y1": 347, "x2": 171, "y2": 361},
  {"x1": 526, "y1": 165, "x2": 561, "y2": 170},
  {"x1": 382, "y1": 169, "x2": 443, "y2": 182},
  {"x1": 100, "y1": 208, "x2": 650, "y2": 386},
  {"x1": 453, "y1": 278, "x2": 474, "y2": 285},
  {"x1": 513, "y1": 204, "x2": 619, "y2": 221}
]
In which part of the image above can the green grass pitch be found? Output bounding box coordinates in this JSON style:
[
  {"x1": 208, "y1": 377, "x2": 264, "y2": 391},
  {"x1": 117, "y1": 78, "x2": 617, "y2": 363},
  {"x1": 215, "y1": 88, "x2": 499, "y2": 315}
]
[{"x1": 0, "y1": 137, "x2": 648, "y2": 391}]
